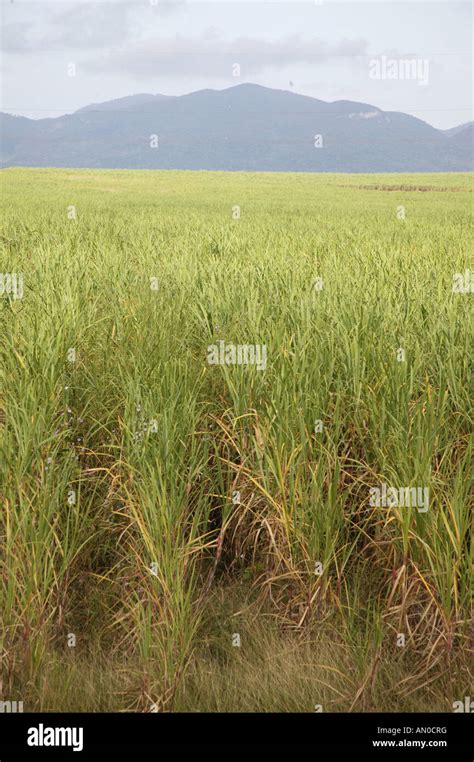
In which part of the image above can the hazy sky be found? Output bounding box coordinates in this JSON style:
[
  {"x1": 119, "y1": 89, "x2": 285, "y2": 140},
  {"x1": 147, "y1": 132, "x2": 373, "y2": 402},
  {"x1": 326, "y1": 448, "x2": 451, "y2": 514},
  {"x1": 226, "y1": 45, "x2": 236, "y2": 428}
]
[{"x1": 0, "y1": 1, "x2": 472, "y2": 128}]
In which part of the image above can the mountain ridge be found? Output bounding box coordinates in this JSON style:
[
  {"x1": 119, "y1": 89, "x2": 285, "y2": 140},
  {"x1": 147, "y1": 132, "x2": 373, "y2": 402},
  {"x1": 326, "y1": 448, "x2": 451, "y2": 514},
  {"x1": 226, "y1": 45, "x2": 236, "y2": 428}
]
[{"x1": 1, "y1": 84, "x2": 472, "y2": 172}]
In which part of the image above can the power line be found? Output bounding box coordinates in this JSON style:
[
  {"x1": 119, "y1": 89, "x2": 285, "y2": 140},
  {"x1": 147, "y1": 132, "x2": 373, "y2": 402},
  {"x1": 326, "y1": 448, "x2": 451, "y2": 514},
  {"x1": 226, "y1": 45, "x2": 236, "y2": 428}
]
[{"x1": 2, "y1": 106, "x2": 472, "y2": 113}]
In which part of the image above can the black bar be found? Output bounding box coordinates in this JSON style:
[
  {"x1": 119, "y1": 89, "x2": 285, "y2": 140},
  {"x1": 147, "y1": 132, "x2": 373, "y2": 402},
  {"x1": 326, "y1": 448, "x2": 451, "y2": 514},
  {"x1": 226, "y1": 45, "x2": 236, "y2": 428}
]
[{"x1": 0, "y1": 712, "x2": 471, "y2": 758}]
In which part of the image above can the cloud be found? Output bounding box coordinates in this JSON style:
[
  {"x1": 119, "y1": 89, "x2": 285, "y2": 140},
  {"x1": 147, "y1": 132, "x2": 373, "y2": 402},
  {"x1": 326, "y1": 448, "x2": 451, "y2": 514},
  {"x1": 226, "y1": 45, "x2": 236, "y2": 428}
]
[
  {"x1": 83, "y1": 33, "x2": 369, "y2": 79},
  {"x1": 1, "y1": 1, "x2": 185, "y2": 54},
  {"x1": 41, "y1": 5, "x2": 134, "y2": 50},
  {"x1": 1, "y1": 22, "x2": 34, "y2": 53}
]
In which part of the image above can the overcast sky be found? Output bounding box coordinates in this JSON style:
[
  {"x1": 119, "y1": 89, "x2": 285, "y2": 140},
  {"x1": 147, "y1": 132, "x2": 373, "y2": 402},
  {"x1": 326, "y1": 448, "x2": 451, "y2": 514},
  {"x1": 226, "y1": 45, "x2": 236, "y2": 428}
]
[{"x1": 0, "y1": 1, "x2": 471, "y2": 128}]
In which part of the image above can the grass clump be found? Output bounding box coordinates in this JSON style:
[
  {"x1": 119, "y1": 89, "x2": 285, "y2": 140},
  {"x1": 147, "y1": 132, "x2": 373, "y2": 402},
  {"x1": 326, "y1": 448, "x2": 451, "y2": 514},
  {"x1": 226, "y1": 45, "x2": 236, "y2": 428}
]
[{"x1": 0, "y1": 168, "x2": 472, "y2": 711}]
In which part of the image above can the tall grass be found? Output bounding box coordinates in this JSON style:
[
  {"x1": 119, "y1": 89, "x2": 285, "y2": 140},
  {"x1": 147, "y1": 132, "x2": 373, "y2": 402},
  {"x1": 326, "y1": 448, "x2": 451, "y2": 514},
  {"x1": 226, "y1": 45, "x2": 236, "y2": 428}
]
[{"x1": 0, "y1": 168, "x2": 472, "y2": 711}]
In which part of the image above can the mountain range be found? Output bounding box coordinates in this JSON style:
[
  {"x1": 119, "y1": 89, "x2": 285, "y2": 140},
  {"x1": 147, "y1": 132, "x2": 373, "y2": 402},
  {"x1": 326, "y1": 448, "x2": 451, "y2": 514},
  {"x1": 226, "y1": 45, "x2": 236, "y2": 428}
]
[{"x1": 1, "y1": 84, "x2": 472, "y2": 172}]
